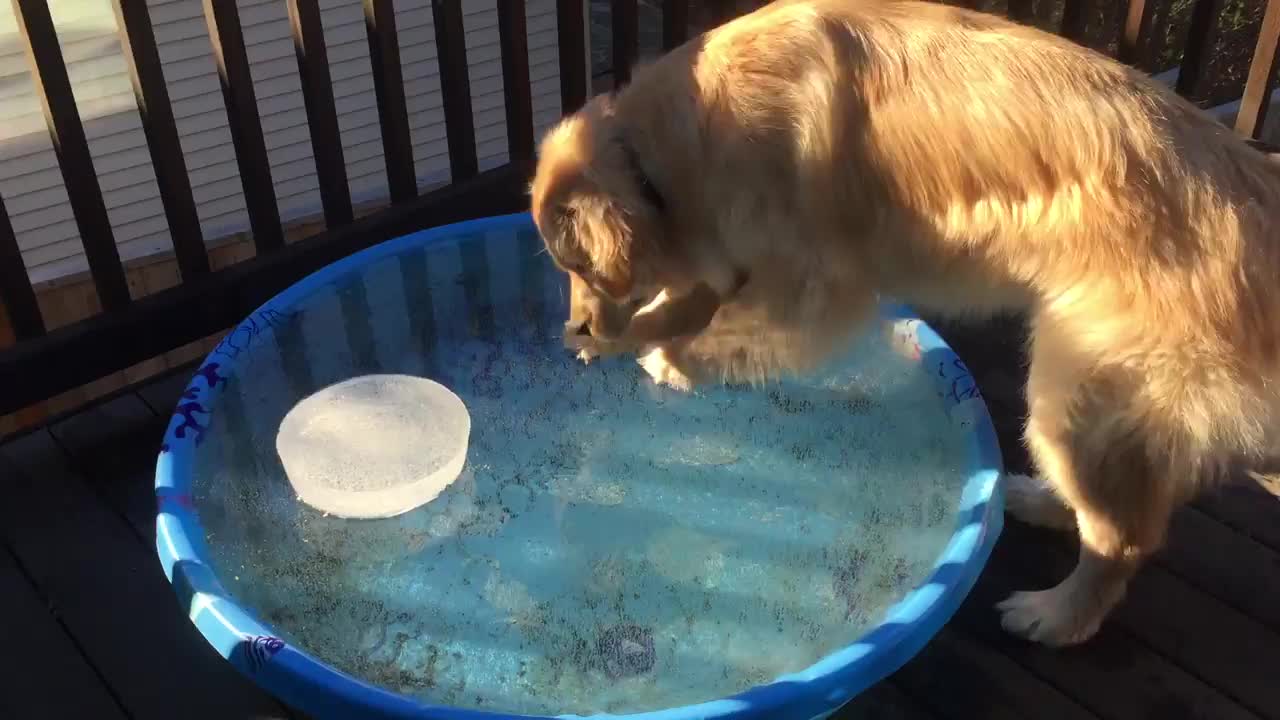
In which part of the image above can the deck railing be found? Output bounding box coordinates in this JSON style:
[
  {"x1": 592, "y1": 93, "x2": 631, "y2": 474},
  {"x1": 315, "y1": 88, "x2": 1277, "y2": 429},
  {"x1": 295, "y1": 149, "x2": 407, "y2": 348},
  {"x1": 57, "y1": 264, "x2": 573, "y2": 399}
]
[{"x1": 0, "y1": 0, "x2": 1278, "y2": 423}]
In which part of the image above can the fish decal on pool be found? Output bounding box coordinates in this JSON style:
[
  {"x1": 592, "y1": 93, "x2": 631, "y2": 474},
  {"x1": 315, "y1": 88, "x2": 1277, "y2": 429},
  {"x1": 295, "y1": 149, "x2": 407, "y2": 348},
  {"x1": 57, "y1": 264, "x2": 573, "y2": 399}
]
[
  {"x1": 170, "y1": 400, "x2": 210, "y2": 447},
  {"x1": 244, "y1": 635, "x2": 286, "y2": 673},
  {"x1": 159, "y1": 365, "x2": 226, "y2": 453},
  {"x1": 194, "y1": 362, "x2": 229, "y2": 391}
]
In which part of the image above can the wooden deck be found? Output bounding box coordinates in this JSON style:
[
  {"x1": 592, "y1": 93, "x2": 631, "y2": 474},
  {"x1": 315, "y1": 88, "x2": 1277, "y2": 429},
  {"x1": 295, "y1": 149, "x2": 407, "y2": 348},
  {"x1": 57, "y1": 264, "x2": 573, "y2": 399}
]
[{"x1": 2, "y1": 317, "x2": 1278, "y2": 720}]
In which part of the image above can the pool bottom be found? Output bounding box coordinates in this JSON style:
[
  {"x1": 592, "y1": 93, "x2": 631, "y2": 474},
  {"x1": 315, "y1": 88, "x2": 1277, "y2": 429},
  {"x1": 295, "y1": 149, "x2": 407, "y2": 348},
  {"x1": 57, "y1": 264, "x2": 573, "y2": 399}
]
[{"x1": 192, "y1": 313, "x2": 968, "y2": 716}]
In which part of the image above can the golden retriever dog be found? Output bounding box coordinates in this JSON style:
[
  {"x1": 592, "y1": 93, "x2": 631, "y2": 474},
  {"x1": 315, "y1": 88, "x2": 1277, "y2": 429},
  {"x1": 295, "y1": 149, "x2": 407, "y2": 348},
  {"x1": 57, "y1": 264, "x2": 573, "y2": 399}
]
[{"x1": 529, "y1": 0, "x2": 1280, "y2": 647}]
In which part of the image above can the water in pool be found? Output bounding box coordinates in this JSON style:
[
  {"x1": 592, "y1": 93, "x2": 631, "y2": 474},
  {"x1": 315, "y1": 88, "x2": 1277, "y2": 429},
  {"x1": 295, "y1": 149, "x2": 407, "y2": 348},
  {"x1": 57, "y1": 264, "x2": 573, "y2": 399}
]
[{"x1": 191, "y1": 226, "x2": 971, "y2": 716}]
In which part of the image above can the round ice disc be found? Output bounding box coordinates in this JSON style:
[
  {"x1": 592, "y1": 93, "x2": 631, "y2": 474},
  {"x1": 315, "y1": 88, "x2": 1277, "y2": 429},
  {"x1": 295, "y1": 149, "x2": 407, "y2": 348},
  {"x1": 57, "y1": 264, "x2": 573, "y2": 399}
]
[{"x1": 275, "y1": 374, "x2": 470, "y2": 519}]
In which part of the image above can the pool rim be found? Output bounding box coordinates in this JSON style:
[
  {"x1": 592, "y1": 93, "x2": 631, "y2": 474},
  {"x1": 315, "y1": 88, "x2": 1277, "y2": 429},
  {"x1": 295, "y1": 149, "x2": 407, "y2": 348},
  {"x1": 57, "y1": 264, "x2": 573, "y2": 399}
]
[{"x1": 153, "y1": 211, "x2": 1005, "y2": 720}]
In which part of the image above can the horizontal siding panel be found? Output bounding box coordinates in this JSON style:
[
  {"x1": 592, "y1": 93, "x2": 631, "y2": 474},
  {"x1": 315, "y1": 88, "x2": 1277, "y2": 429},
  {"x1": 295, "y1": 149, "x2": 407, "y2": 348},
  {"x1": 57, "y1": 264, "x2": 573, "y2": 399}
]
[
  {"x1": 148, "y1": 0, "x2": 204, "y2": 26},
  {"x1": 0, "y1": 33, "x2": 121, "y2": 77}
]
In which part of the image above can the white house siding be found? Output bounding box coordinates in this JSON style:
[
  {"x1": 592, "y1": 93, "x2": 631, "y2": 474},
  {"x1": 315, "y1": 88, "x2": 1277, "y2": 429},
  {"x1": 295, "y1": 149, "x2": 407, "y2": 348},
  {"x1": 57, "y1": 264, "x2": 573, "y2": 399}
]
[{"x1": 0, "y1": 0, "x2": 567, "y2": 286}]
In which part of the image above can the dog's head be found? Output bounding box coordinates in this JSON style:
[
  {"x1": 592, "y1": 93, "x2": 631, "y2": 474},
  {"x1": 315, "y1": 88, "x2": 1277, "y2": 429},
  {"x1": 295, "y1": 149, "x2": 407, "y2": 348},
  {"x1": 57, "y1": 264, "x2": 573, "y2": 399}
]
[{"x1": 530, "y1": 95, "x2": 670, "y2": 341}]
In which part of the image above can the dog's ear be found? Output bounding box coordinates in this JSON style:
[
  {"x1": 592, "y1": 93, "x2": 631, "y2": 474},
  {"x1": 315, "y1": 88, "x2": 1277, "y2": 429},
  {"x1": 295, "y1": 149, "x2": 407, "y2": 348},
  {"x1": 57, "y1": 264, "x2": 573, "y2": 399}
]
[
  {"x1": 558, "y1": 190, "x2": 643, "y2": 299},
  {"x1": 531, "y1": 99, "x2": 665, "y2": 300}
]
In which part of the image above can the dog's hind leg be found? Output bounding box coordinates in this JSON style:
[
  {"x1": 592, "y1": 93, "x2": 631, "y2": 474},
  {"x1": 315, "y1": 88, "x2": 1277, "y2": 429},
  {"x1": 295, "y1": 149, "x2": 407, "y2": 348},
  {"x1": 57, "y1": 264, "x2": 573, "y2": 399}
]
[{"x1": 997, "y1": 349, "x2": 1179, "y2": 646}]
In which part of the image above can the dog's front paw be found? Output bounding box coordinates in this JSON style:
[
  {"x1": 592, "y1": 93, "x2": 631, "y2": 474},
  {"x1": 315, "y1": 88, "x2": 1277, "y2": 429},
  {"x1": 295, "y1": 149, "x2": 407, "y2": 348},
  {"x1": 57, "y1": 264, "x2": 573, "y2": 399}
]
[
  {"x1": 638, "y1": 346, "x2": 695, "y2": 392},
  {"x1": 996, "y1": 588, "x2": 1102, "y2": 647},
  {"x1": 565, "y1": 333, "x2": 631, "y2": 364}
]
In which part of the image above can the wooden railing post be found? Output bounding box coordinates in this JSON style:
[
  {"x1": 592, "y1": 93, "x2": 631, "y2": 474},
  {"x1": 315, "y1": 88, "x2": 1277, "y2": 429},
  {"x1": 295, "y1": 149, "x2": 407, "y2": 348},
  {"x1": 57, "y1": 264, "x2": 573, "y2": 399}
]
[
  {"x1": 1059, "y1": 0, "x2": 1091, "y2": 44},
  {"x1": 613, "y1": 0, "x2": 640, "y2": 87},
  {"x1": 1006, "y1": 0, "x2": 1036, "y2": 24},
  {"x1": 363, "y1": 0, "x2": 418, "y2": 204},
  {"x1": 557, "y1": 0, "x2": 589, "y2": 114},
  {"x1": 1177, "y1": 0, "x2": 1227, "y2": 100},
  {"x1": 433, "y1": 0, "x2": 479, "y2": 182},
  {"x1": 203, "y1": 0, "x2": 285, "y2": 253},
  {"x1": 0, "y1": 193, "x2": 44, "y2": 340},
  {"x1": 11, "y1": 0, "x2": 132, "y2": 312},
  {"x1": 663, "y1": 0, "x2": 690, "y2": 50},
  {"x1": 707, "y1": 0, "x2": 737, "y2": 26},
  {"x1": 497, "y1": 1, "x2": 536, "y2": 171},
  {"x1": 1237, "y1": 0, "x2": 1280, "y2": 139},
  {"x1": 112, "y1": 0, "x2": 210, "y2": 281},
  {"x1": 287, "y1": 0, "x2": 354, "y2": 228},
  {"x1": 1119, "y1": 0, "x2": 1165, "y2": 70}
]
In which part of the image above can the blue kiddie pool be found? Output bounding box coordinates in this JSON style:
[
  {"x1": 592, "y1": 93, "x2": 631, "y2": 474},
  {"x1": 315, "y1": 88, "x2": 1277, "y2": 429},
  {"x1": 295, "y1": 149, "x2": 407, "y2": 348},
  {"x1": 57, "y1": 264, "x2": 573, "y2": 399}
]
[{"x1": 155, "y1": 212, "x2": 1003, "y2": 720}]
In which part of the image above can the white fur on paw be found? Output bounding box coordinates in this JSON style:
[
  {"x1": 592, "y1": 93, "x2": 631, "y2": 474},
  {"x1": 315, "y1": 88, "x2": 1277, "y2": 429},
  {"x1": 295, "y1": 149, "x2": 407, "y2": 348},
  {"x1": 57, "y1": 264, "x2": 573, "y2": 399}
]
[
  {"x1": 996, "y1": 589, "x2": 1101, "y2": 647},
  {"x1": 638, "y1": 347, "x2": 694, "y2": 392},
  {"x1": 1003, "y1": 473, "x2": 1076, "y2": 530}
]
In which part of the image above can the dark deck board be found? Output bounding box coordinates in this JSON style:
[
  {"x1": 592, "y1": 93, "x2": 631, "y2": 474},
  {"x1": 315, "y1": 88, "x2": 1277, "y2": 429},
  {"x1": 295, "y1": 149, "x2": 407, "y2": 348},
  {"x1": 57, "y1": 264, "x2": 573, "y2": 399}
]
[
  {"x1": 893, "y1": 628, "x2": 1097, "y2": 720},
  {"x1": 1195, "y1": 480, "x2": 1280, "y2": 553},
  {"x1": 49, "y1": 392, "x2": 168, "y2": 538},
  {"x1": 1000, "y1": 520, "x2": 1280, "y2": 719},
  {"x1": 0, "y1": 430, "x2": 289, "y2": 720},
  {"x1": 951, "y1": 530, "x2": 1263, "y2": 720},
  {"x1": 831, "y1": 682, "x2": 938, "y2": 719},
  {"x1": 48, "y1": 392, "x2": 155, "y2": 456},
  {"x1": 49, "y1": 392, "x2": 167, "y2": 538},
  {"x1": 1161, "y1": 506, "x2": 1280, "y2": 632},
  {"x1": 0, "y1": 542, "x2": 127, "y2": 720},
  {"x1": 136, "y1": 362, "x2": 201, "y2": 417},
  {"x1": 1116, "y1": 562, "x2": 1280, "y2": 718}
]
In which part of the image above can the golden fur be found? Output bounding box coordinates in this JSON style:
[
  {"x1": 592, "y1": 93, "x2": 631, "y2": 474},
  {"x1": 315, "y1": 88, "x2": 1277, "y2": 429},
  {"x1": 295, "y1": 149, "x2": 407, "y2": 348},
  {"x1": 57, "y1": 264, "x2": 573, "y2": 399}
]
[{"x1": 529, "y1": 0, "x2": 1280, "y2": 646}]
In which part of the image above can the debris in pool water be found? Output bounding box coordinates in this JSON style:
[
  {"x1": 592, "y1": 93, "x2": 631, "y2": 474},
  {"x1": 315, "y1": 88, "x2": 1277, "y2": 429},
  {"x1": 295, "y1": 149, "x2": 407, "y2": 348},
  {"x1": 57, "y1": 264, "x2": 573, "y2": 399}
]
[
  {"x1": 646, "y1": 527, "x2": 730, "y2": 587},
  {"x1": 598, "y1": 624, "x2": 655, "y2": 679},
  {"x1": 550, "y1": 473, "x2": 627, "y2": 506},
  {"x1": 662, "y1": 436, "x2": 740, "y2": 466}
]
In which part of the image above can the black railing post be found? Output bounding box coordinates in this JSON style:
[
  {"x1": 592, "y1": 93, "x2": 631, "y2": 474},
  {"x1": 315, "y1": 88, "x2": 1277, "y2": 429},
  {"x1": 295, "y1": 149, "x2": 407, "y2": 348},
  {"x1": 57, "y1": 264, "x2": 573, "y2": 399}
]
[
  {"x1": 498, "y1": 1, "x2": 536, "y2": 171},
  {"x1": 0, "y1": 193, "x2": 44, "y2": 340},
  {"x1": 557, "y1": 0, "x2": 589, "y2": 114},
  {"x1": 12, "y1": 0, "x2": 132, "y2": 311},
  {"x1": 112, "y1": 0, "x2": 210, "y2": 281},
  {"x1": 613, "y1": 0, "x2": 639, "y2": 87},
  {"x1": 288, "y1": 0, "x2": 354, "y2": 228},
  {"x1": 364, "y1": 0, "x2": 419, "y2": 204},
  {"x1": 433, "y1": 0, "x2": 479, "y2": 182},
  {"x1": 203, "y1": 0, "x2": 286, "y2": 253},
  {"x1": 1177, "y1": 0, "x2": 1227, "y2": 100}
]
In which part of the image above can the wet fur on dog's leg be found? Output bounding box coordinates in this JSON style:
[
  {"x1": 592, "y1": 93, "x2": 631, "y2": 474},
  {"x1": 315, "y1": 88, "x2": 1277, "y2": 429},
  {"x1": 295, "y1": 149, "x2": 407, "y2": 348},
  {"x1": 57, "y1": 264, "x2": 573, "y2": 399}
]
[
  {"x1": 627, "y1": 284, "x2": 723, "y2": 390},
  {"x1": 627, "y1": 283, "x2": 723, "y2": 345}
]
